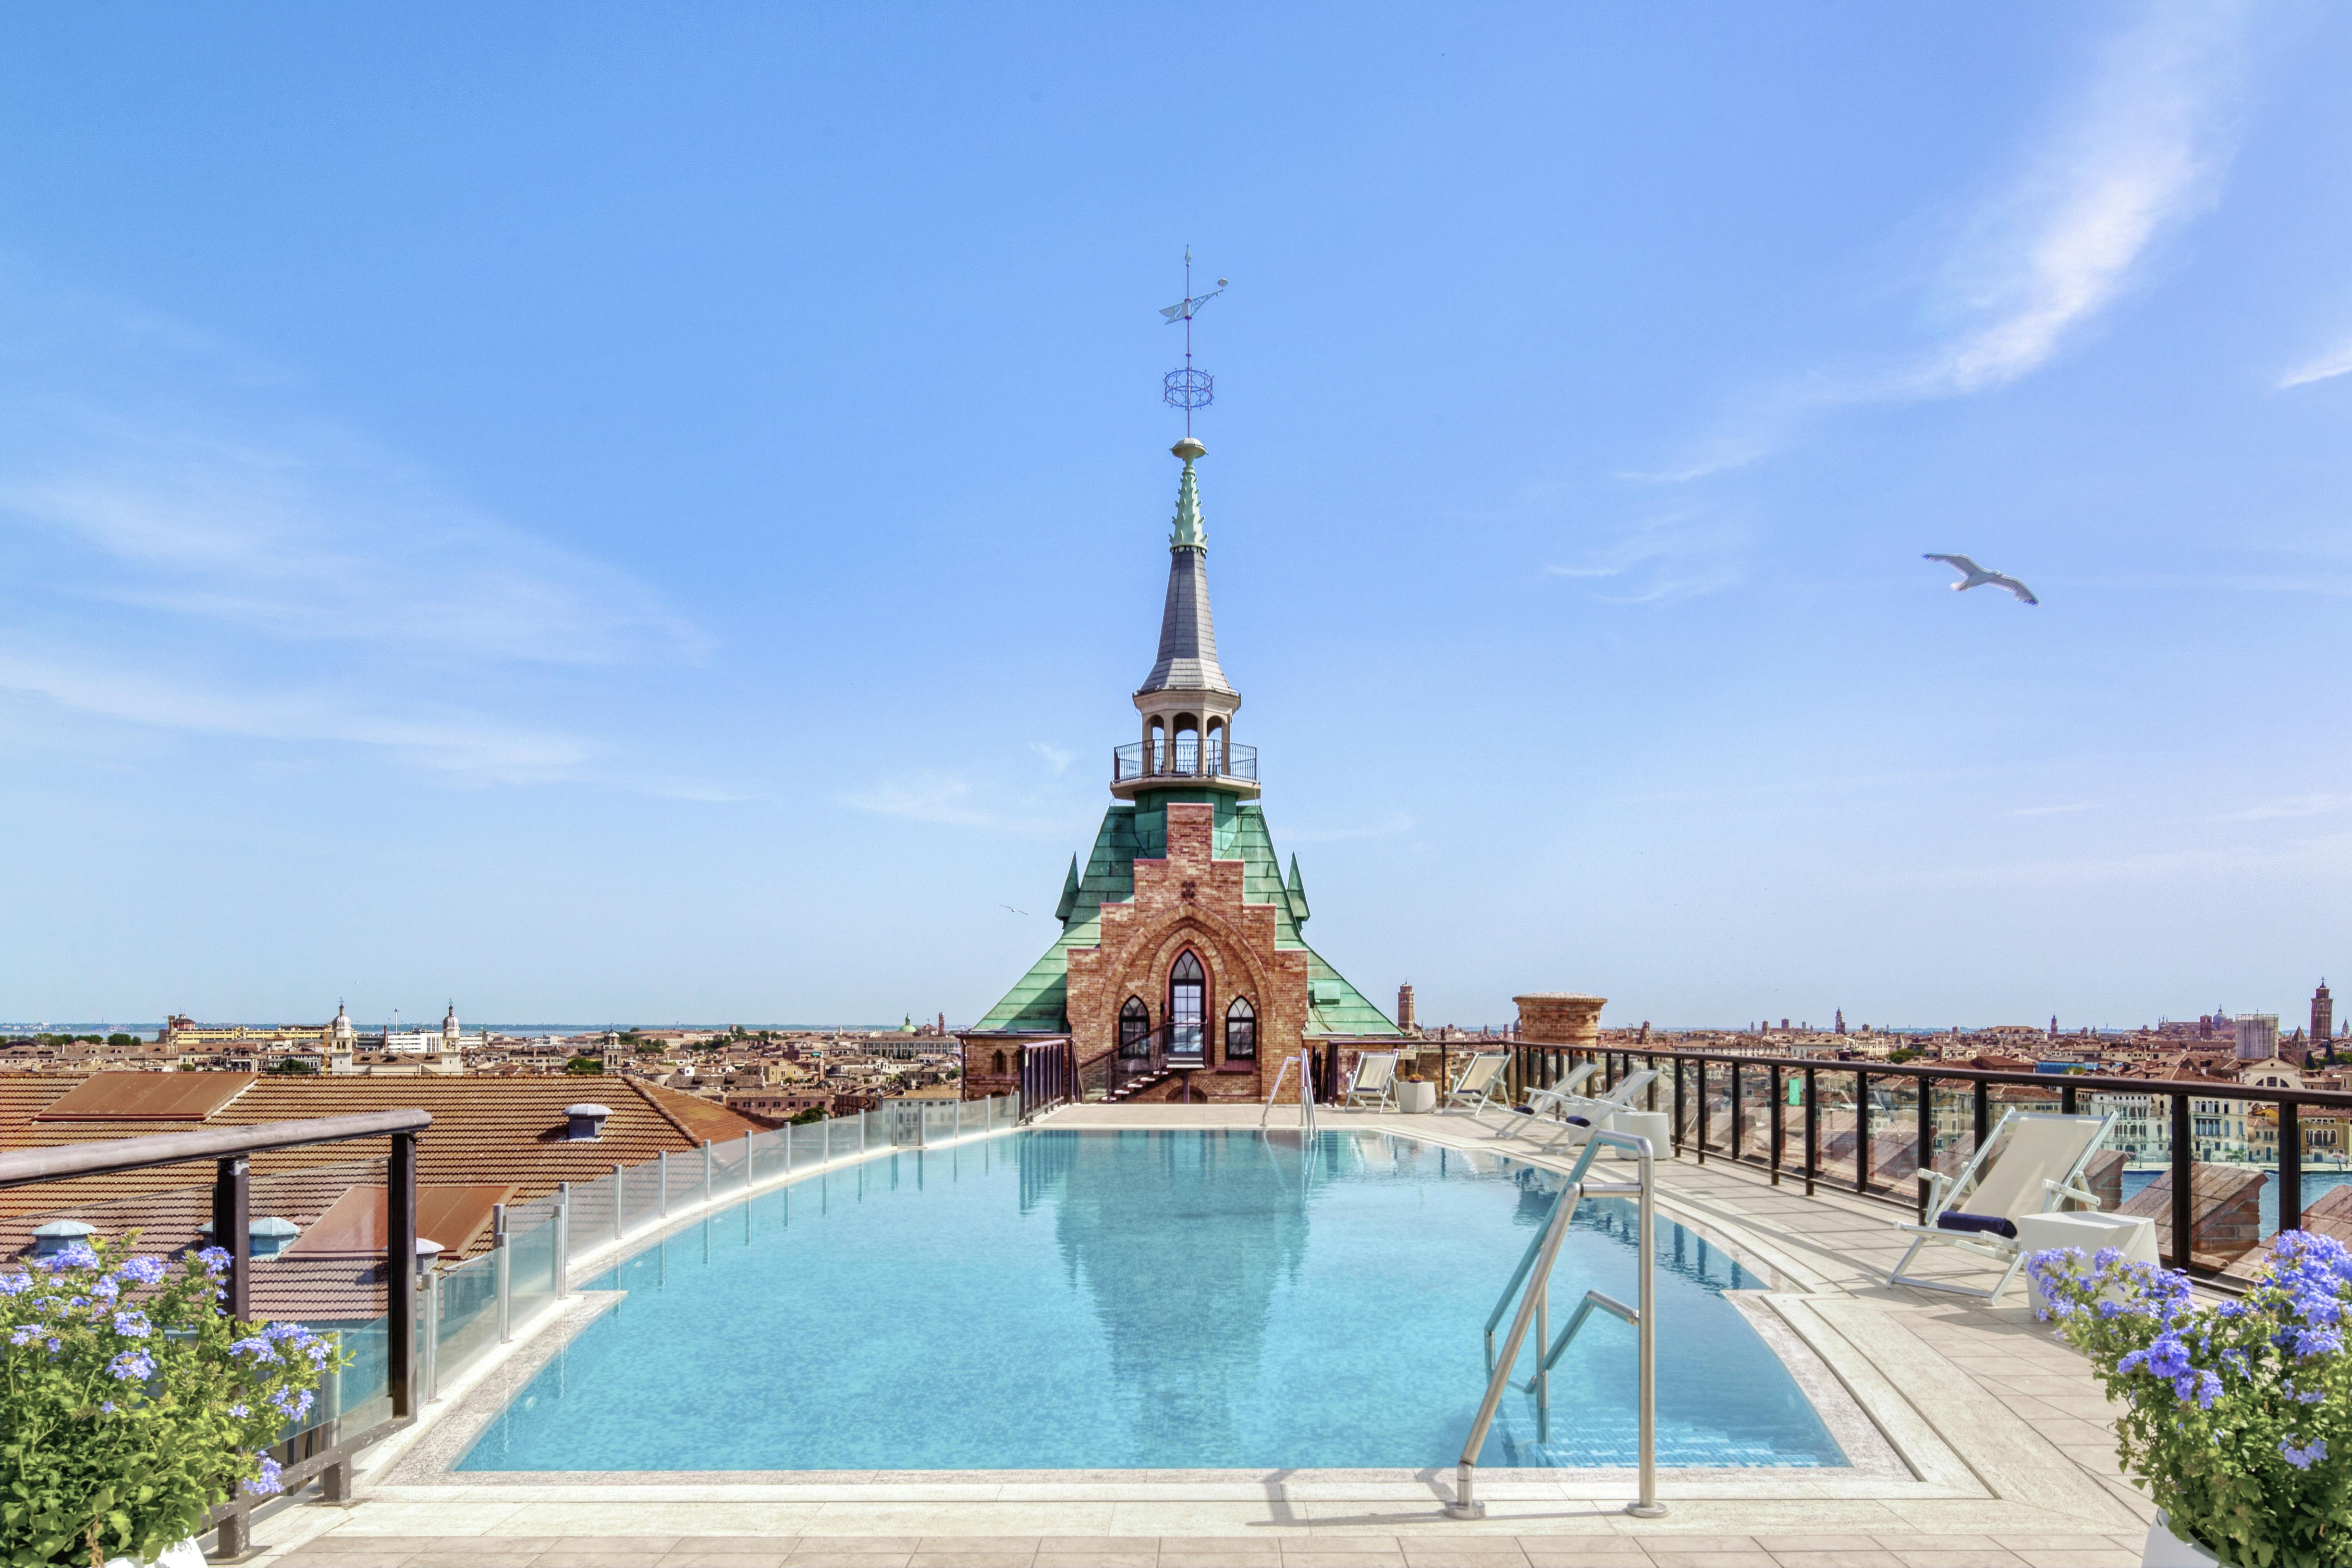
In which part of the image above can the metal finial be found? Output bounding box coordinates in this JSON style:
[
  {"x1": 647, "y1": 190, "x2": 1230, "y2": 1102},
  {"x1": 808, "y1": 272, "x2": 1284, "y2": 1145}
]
[{"x1": 1159, "y1": 247, "x2": 1226, "y2": 436}]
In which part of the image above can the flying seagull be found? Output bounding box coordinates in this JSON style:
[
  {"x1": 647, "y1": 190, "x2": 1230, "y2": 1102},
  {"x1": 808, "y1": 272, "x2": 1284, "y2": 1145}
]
[
  {"x1": 1923, "y1": 554, "x2": 2038, "y2": 605},
  {"x1": 1000, "y1": 904, "x2": 1029, "y2": 917}
]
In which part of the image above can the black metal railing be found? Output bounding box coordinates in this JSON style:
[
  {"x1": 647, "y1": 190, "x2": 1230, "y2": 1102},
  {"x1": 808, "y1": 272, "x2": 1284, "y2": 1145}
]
[
  {"x1": 1506, "y1": 1043, "x2": 2352, "y2": 1280},
  {"x1": 1113, "y1": 738, "x2": 1259, "y2": 784},
  {"x1": 0, "y1": 1110, "x2": 431, "y2": 1553}
]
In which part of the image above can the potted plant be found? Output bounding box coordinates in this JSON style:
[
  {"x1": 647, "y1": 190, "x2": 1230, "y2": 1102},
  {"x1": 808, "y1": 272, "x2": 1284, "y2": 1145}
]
[
  {"x1": 2, "y1": 1237, "x2": 341, "y2": 1568},
  {"x1": 1396, "y1": 1074, "x2": 1437, "y2": 1114},
  {"x1": 2027, "y1": 1232, "x2": 2349, "y2": 1568}
]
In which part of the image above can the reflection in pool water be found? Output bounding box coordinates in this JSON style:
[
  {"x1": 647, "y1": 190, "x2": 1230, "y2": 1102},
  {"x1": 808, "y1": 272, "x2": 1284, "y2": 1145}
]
[{"x1": 457, "y1": 1128, "x2": 1845, "y2": 1471}]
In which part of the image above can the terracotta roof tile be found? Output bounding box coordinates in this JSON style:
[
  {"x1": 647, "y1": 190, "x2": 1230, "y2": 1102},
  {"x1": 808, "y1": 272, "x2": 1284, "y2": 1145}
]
[{"x1": 0, "y1": 1073, "x2": 762, "y2": 1229}]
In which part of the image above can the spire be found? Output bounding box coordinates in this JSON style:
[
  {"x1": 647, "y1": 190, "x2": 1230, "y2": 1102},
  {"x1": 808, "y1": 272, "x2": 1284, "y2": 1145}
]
[
  {"x1": 1139, "y1": 437, "x2": 1235, "y2": 696},
  {"x1": 1170, "y1": 437, "x2": 1205, "y2": 549},
  {"x1": 1286, "y1": 853, "x2": 1310, "y2": 925},
  {"x1": 1054, "y1": 853, "x2": 1081, "y2": 924}
]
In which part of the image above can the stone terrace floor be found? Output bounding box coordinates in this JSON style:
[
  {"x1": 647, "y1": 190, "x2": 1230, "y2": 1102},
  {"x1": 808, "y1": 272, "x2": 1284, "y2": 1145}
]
[{"x1": 241, "y1": 1103, "x2": 2170, "y2": 1568}]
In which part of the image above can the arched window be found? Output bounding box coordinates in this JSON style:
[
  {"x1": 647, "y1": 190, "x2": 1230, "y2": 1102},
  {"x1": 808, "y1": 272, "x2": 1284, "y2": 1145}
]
[
  {"x1": 991, "y1": 1050, "x2": 1007, "y2": 1076},
  {"x1": 1169, "y1": 951, "x2": 1206, "y2": 1058},
  {"x1": 1225, "y1": 995, "x2": 1256, "y2": 1061},
  {"x1": 1119, "y1": 996, "x2": 1151, "y2": 1057}
]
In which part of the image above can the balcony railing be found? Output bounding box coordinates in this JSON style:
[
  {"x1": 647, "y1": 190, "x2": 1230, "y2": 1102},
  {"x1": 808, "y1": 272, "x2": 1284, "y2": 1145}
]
[
  {"x1": 1113, "y1": 738, "x2": 1258, "y2": 784},
  {"x1": 1505, "y1": 1042, "x2": 2352, "y2": 1282}
]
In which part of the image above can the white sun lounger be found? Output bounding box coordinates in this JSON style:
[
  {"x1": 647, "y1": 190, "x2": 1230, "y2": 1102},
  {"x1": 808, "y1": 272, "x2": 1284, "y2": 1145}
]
[
  {"x1": 1529, "y1": 1069, "x2": 1660, "y2": 1152},
  {"x1": 1341, "y1": 1050, "x2": 1400, "y2": 1111},
  {"x1": 1442, "y1": 1051, "x2": 1512, "y2": 1115},
  {"x1": 1887, "y1": 1109, "x2": 2116, "y2": 1304},
  {"x1": 1496, "y1": 1062, "x2": 1599, "y2": 1134}
]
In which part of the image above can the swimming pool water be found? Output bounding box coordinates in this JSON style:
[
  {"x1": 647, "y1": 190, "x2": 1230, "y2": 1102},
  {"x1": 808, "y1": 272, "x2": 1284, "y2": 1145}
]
[{"x1": 457, "y1": 1128, "x2": 1846, "y2": 1472}]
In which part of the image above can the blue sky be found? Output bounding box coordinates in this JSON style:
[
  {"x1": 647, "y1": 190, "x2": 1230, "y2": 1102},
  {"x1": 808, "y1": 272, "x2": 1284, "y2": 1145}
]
[{"x1": 4, "y1": 2, "x2": 2351, "y2": 1031}]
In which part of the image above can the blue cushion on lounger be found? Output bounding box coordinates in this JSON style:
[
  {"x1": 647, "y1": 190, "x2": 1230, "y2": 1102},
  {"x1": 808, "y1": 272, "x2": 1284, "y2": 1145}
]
[
  {"x1": 1934, "y1": 1211, "x2": 2017, "y2": 1239},
  {"x1": 1565, "y1": 1115, "x2": 1591, "y2": 1127}
]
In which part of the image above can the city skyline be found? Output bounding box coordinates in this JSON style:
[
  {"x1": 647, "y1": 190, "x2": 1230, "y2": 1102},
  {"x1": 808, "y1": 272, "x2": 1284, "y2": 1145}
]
[{"x1": 5, "y1": 4, "x2": 2352, "y2": 1025}]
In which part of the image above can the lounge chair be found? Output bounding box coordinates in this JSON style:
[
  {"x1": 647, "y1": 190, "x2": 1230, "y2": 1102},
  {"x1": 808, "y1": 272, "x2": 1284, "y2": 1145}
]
[
  {"x1": 1341, "y1": 1050, "x2": 1400, "y2": 1111},
  {"x1": 1887, "y1": 1109, "x2": 2117, "y2": 1303},
  {"x1": 1442, "y1": 1051, "x2": 1512, "y2": 1115},
  {"x1": 1496, "y1": 1061, "x2": 1600, "y2": 1137},
  {"x1": 1529, "y1": 1069, "x2": 1660, "y2": 1152}
]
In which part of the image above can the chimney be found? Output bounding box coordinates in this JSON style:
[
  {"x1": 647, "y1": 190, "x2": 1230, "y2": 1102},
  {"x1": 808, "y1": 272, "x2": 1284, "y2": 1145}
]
[
  {"x1": 29, "y1": 1219, "x2": 97, "y2": 1258},
  {"x1": 564, "y1": 1102, "x2": 612, "y2": 1141}
]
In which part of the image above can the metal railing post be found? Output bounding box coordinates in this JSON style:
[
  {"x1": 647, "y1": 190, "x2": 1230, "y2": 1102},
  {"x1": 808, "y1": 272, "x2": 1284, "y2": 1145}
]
[
  {"x1": 493, "y1": 1202, "x2": 512, "y2": 1343},
  {"x1": 1631, "y1": 1134, "x2": 1663, "y2": 1517},
  {"x1": 612, "y1": 1163, "x2": 625, "y2": 1241},
  {"x1": 1768, "y1": 1065, "x2": 1783, "y2": 1186},
  {"x1": 2280, "y1": 1102, "x2": 2303, "y2": 1233},
  {"x1": 424, "y1": 1266, "x2": 441, "y2": 1400},
  {"x1": 1855, "y1": 1070, "x2": 1871, "y2": 1195},
  {"x1": 388, "y1": 1130, "x2": 417, "y2": 1418},
  {"x1": 743, "y1": 1129, "x2": 755, "y2": 1190},
  {"x1": 702, "y1": 1139, "x2": 713, "y2": 1206},
  {"x1": 2169, "y1": 1092, "x2": 2193, "y2": 1267},
  {"x1": 658, "y1": 1151, "x2": 670, "y2": 1218},
  {"x1": 1916, "y1": 1074, "x2": 1934, "y2": 1222},
  {"x1": 555, "y1": 1182, "x2": 571, "y2": 1299},
  {"x1": 1803, "y1": 1066, "x2": 1818, "y2": 1197}
]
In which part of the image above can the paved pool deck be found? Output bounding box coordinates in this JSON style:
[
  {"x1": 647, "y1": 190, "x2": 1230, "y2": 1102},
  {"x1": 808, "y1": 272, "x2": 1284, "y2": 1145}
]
[{"x1": 242, "y1": 1103, "x2": 2163, "y2": 1568}]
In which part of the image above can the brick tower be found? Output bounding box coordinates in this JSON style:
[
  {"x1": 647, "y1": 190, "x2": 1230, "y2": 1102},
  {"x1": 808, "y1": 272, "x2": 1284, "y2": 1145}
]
[{"x1": 959, "y1": 438, "x2": 1399, "y2": 1102}]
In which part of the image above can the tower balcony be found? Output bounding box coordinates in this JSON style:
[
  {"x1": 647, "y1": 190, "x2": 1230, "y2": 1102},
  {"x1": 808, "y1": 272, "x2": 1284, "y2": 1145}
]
[{"x1": 1111, "y1": 739, "x2": 1259, "y2": 799}]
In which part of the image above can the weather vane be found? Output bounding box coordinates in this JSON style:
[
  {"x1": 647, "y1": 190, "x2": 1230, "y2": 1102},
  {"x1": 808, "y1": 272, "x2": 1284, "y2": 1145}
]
[{"x1": 1159, "y1": 247, "x2": 1227, "y2": 436}]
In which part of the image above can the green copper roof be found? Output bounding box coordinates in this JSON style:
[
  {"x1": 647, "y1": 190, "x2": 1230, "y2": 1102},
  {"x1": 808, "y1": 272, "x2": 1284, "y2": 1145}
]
[
  {"x1": 1169, "y1": 451, "x2": 1205, "y2": 549},
  {"x1": 974, "y1": 791, "x2": 1401, "y2": 1038}
]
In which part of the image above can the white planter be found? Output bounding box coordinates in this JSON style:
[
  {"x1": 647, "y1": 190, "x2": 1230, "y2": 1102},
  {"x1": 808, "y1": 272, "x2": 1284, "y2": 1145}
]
[
  {"x1": 105, "y1": 1537, "x2": 205, "y2": 1568},
  {"x1": 1396, "y1": 1081, "x2": 1437, "y2": 1114},
  {"x1": 2142, "y1": 1513, "x2": 2221, "y2": 1568}
]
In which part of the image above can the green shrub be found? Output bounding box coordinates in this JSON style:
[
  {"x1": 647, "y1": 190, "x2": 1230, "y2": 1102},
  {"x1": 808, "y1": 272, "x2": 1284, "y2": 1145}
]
[{"x1": 1, "y1": 1238, "x2": 339, "y2": 1568}]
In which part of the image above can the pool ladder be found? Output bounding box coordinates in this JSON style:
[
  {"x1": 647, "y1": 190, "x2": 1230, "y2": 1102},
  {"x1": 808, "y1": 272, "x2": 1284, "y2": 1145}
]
[
  {"x1": 1258, "y1": 1049, "x2": 1317, "y2": 1136},
  {"x1": 1447, "y1": 1127, "x2": 1664, "y2": 1521}
]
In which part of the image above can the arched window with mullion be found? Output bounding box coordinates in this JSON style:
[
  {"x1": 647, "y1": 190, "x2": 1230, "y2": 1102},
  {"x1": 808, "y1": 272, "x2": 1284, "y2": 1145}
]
[
  {"x1": 1168, "y1": 951, "x2": 1206, "y2": 1059},
  {"x1": 1118, "y1": 996, "x2": 1151, "y2": 1058},
  {"x1": 1225, "y1": 995, "x2": 1256, "y2": 1061}
]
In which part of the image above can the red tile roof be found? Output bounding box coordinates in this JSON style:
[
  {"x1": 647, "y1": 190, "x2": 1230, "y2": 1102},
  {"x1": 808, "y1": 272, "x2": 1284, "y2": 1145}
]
[{"x1": 0, "y1": 1073, "x2": 762, "y2": 1230}]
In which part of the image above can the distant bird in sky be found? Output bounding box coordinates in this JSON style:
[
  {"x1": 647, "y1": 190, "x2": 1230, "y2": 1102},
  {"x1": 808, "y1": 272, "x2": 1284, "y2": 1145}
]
[
  {"x1": 1000, "y1": 904, "x2": 1029, "y2": 917},
  {"x1": 1923, "y1": 553, "x2": 2038, "y2": 605}
]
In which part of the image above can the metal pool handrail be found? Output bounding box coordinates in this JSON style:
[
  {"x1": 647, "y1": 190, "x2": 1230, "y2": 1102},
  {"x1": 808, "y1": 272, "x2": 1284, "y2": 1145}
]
[
  {"x1": 1448, "y1": 1127, "x2": 1662, "y2": 1521},
  {"x1": 1258, "y1": 1050, "x2": 1319, "y2": 1135}
]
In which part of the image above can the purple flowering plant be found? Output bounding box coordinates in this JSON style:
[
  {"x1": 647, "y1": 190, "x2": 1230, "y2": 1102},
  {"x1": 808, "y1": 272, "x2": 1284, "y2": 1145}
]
[
  {"x1": 0, "y1": 1237, "x2": 344, "y2": 1568},
  {"x1": 2028, "y1": 1232, "x2": 2350, "y2": 1568}
]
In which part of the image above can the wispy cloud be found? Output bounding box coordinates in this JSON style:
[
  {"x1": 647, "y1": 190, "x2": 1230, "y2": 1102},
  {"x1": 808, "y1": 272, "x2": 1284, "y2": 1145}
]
[
  {"x1": 2279, "y1": 332, "x2": 2352, "y2": 390},
  {"x1": 1905, "y1": 831, "x2": 2352, "y2": 891},
  {"x1": 1029, "y1": 741, "x2": 1073, "y2": 773},
  {"x1": 3, "y1": 425, "x2": 700, "y2": 667},
  {"x1": 2013, "y1": 802, "x2": 2097, "y2": 817},
  {"x1": 1545, "y1": 509, "x2": 1753, "y2": 603},
  {"x1": 1630, "y1": 2, "x2": 2252, "y2": 485},
  {"x1": 0, "y1": 653, "x2": 588, "y2": 782},
  {"x1": 2215, "y1": 792, "x2": 2352, "y2": 822},
  {"x1": 0, "y1": 259, "x2": 696, "y2": 784},
  {"x1": 1898, "y1": 2, "x2": 2248, "y2": 398},
  {"x1": 839, "y1": 771, "x2": 1089, "y2": 834}
]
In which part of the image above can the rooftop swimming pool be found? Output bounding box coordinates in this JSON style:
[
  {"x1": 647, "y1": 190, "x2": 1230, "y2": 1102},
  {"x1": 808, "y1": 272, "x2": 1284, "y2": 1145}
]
[{"x1": 456, "y1": 1128, "x2": 1846, "y2": 1472}]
